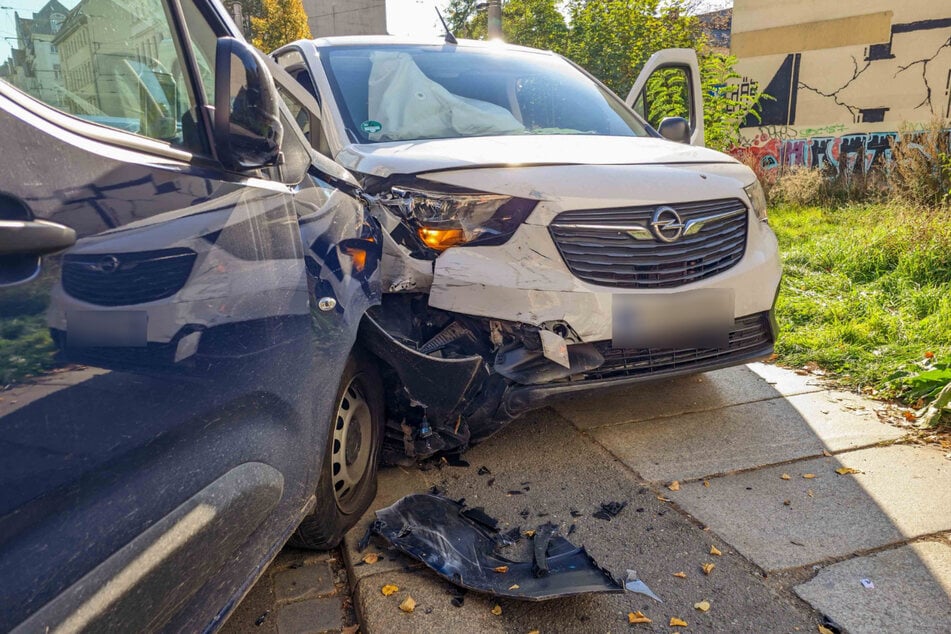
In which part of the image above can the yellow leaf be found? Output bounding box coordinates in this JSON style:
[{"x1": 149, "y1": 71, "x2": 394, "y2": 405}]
[
  {"x1": 494, "y1": 565, "x2": 509, "y2": 573},
  {"x1": 528, "y1": 631, "x2": 540, "y2": 634},
  {"x1": 802, "y1": 473, "x2": 816, "y2": 479},
  {"x1": 702, "y1": 562, "x2": 715, "y2": 575},
  {"x1": 381, "y1": 584, "x2": 399, "y2": 596},
  {"x1": 523, "y1": 530, "x2": 536, "y2": 537},
  {"x1": 491, "y1": 604, "x2": 502, "y2": 616},
  {"x1": 657, "y1": 495, "x2": 671, "y2": 502},
  {"x1": 822, "y1": 450, "x2": 833, "y2": 457},
  {"x1": 710, "y1": 545, "x2": 722, "y2": 556},
  {"x1": 509, "y1": 584, "x2": 520, "y2": 590},
  {"x1": 670, "y1": 617, "x2": 688, "y2": 627},
  {"x1": 835, "y1": 467, "x2": 861, "y2": 475},
  {"x1": 703, "y1": 480, "x2": 710, "y2": 487},
  {"x1": 818, "y1": 626, "x2": 835, "y2": 634},
  {"x1": 362, "y1": 553, "x2": 379, "y2": 565},
  {"x1": 399, "y1": 596, "x2": 416, "y2": 613},
  {"x1": 781, "y1": 473, "x2": 791, "y2": 480},
  {"x1": 628, "y1": 611, "x2": 652, "y2": 624},
  {"x1": 694, "y1": 600, "x2": 711, "y2": 612},
  {"x1": 668, "y1": 480, "x2": 681, "y2": 491},
  {"x1": 673, "y1": 571, "x2": 687, "y2": 578}
]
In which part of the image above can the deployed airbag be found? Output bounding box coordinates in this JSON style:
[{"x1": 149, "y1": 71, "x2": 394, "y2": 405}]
[
  {"x1": 366, "y1": 493, "x2": 623, "y2": 600},
  {"x1": 367, "y1": 52, "x2": 525, "y2": 141}
]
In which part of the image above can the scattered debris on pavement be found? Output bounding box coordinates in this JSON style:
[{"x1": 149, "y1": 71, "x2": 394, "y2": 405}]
[
  {"x1": 364, "y1": 493, "x2": 625, "y2": 600},
  {"x1": 624, "y1": 571, "x2": 663, "y2": 603},
  {"x1": 592, "y1": 500, "x2": 627, "y2": 521}
]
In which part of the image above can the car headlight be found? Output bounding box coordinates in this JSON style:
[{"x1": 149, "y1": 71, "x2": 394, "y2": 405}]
[
  {"x1": 382, "y1": 186, "x2": 537, "y2": 252},
  {"x1": 743, "y1": 181, "x2": 768, "y2": 222}
]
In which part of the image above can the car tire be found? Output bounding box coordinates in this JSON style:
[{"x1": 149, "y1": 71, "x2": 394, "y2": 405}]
[{"x1": 290, "y1": 348, "x2": 384, "y2": 550}]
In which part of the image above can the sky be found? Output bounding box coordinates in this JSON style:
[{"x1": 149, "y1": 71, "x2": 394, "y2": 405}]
[{"x1": 0, "y1": 0, "x2": 79, "y2": 62}]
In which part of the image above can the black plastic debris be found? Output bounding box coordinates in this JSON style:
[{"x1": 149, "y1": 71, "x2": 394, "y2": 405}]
[
  {"x1": 461, "y1": 507, "x2": 499, "y2": 531},
  {"x1": 569, "y1": 509, "x2": 582, "y2": 518},
  {"x1": 593, "y1": 501, "x2": 627, "y2": 521},
  {"x1": 820, "y1": 615, "x2": 843, "y2": 634},
  {"x1": 507, "y1": 490, "x2": 524, "y2": 495},
  {"x1": 486, "y1": 478, "x2": 495, "y2": 487},
  {"x1": 254, "y1": 610, "x2": 269, "y2": 626},
  {"x1": 477, "y1": 466, "x2": 492, "y2": 476},
  {"x1": 370, "y1": 493, "x2": 624, "y2": 601}
]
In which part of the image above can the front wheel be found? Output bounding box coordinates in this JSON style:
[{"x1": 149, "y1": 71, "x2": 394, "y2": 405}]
[{"x1": 290, "y1": 349, "x2": 384, "y2": 550}]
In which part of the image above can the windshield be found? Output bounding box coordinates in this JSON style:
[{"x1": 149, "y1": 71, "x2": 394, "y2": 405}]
[{"x1": 320, "y1": 44, "x2": 649, "y2": 144}]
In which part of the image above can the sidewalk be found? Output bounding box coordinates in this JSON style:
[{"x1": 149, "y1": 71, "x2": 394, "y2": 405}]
[{"x1": 346, "y1": 363, "x2": 951, "y2": 633}]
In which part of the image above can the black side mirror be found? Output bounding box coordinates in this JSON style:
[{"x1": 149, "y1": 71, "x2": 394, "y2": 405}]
[
  {"x1": 658, "y1": 116, "x2": 691, "y2": 144},
  {"x1": 214, "y1": 37, "x2": 283, "y2": 170}
]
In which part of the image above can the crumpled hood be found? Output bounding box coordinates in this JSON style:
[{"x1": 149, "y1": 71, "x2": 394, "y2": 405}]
[{"x1": 335, "y1": 135, "x2": 736, "y2": 177}]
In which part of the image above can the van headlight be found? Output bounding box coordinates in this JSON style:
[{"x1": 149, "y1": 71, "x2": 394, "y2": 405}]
[
  {"x1": 382, "y1": 186, "x2": 537, "y2": 252},
  {"x1": 743, "y1": 181, "x2": 768, "y2": 222}
]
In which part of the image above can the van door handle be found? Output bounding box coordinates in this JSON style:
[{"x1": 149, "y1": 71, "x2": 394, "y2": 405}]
[{"x1": 0, "y1": 219, "x2": 77, "y2": 256}]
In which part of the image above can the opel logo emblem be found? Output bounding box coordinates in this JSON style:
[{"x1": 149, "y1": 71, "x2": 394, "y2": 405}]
[
  {"x1": 97, "y1": 255, "x2": 121, "y2": 273},
  {"x1": 650, "y1": 206, "x2": 685, "y2": 243}
]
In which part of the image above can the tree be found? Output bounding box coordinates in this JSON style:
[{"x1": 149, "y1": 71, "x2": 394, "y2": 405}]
[
  {"x1": 446, "y1": 0, "x2": 567, "y2": 52},
  {"x1": 250, "y1": 0, "x2": 312, "y2": 53}
]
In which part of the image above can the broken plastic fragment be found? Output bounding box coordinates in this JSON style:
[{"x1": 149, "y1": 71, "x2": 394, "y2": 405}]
[
  {"x1": 670, "y1": 617, "x2": 688, "y2": 627},
  {"x1": 694, "y1": 600, "x2": 711, "y2": 612},
  {"x1": 399, "y1": 596, "x2": 416, "y2": 613},
  {"x1": 382, "y1": 584, "x2": 399, "y2": 596},
  {"x1": 710, "y1": 545, "x2": 722, "y2": 556},
  {"x1": 628, "y1": 611, "x2": 652, "y2": 624},
  {"x1": 369, "y1": 494, "x2": 623, "y2": 601},
  {"x1": 701, "y1": 562, "x2": 715, "y2": 575},
  {"x1": 593, "y1": 501, "x2": 627, "y2": 521},
  {"x1": 491, "y1": 604, "x2": 502, "y2": 616},
  {"x1": 835, "y1": 467, "x2": 862, "y2": 475},
  {"x1": 860, "y1": 578, "x2": 875, "y2": 589},
  {"x1": 624, "y1": 571, "x2": 663, "y2": 603}
]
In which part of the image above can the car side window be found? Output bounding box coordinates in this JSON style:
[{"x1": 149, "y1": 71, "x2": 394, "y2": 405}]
[{"x1": 1, "y1": 0, "x2": 206, "y2": 152}]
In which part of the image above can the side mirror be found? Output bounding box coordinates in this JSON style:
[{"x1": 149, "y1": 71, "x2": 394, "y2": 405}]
[
  {"x1": 658, "y1": 116, "x2": 691, "y2": 144},
  {"x1": 214, "y1": 37, "x2": 283, "y2": 170}
]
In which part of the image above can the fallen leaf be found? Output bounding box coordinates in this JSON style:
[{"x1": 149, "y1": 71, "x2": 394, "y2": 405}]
[
  {"x1": 362, "y1": 553, "x2": 380, "y2": 565},
  {"x1": 523, "y1": 530, "x2": 535, "y2": 538},
  {"x1": 673, "y1": 571, "x2": 687, "y2": 578},
  {"x1": 701, "y1": 562, "x2": 715, "y2": 575},
  {"x1": 508, "y1": 584, "x2": 520, "y2": 590},
  {"x1": 670, "y1": 617, "x2": 688, "y2": 627},
  {"x1": 903, "y1": 411, "x2": 917, "y2": 422},
  {"x1": 835, "y1": 467, "x2": 862, "y2": 475},
  {"x1": 780, "y1": 473, "x2": 791, "y2": 480},
  {"x1": 528, "y1": 631, "x2": 540, "y2": 634},
  {"x1": 494, "y1": 565, "x2": 509, "y2": 573},
  {"x1": 399, "y1": 596, "x2": 416, "y2": 613},
  {"x1": 822, "y1": 450, "x2": 832, "y2": 457},
  {"x1": 783, "y1": 500, "x2": 791, "y2": 506},
  {"x1": 710, "y1": 545, "x2": 722, "y2": 556},
  {"x1": 818, "y1": 626, "x2": 835, "y2": 634},
  {"x1": 802, "y1": 473, "x2": 816, "y2": 479},
  {"x1": 491, "y1": 605, "x2": 502, "y2": 616},
  {"x1": 703, "y1": 480, "x2": 710, "y2": 487},
  {"x1": 657, "y1": 495, "x2": 671, "y2": 502},
  {"x1": 628, "y1": 611, "x2": 652, "y2": 624},
  {"x1": 694, "y1": 600, "x2": 711, "y2": 612},
  {"x1": 668, "y1": 481, "x2": 681, "y2": 491},
  {"x1": 807, "y1": 489, "x2": 815, "y2": 497},
  {"x1": 925, "y1": 351, "x2": 935, "y2": 359},
  {"x1": 381, "y1": 584, "x2": 399, "y2": 596}
]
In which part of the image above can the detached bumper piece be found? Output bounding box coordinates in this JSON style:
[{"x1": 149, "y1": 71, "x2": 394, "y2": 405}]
[{"x1": 366, "y1": 493, "x2": 623, "y2": 601}]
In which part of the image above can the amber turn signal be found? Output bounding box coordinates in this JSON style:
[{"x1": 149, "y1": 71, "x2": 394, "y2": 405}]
[{"x1": 417, "y1": 227, "x2": 466, "y2": 251}]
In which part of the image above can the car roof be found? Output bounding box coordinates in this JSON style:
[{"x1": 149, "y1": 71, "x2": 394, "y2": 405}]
[{"x1": 308, "y1": 35, "x2": 556, "y2": 57}]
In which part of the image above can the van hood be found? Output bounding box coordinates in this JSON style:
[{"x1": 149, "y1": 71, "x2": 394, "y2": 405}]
[{"x1": 334, "y1": 135, "x2": 736, "y2": 178}]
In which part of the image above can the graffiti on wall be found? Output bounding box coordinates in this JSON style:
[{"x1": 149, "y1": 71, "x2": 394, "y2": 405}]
[{"x1": 731, "y1": 128, "x2": 947, "y2": 174}]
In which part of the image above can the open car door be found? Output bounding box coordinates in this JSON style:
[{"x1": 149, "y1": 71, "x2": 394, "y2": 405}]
[{"x1": 627, "y1": 48, "x2": 705, "y2": 147}]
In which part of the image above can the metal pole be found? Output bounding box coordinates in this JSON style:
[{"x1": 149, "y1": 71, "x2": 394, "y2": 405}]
[{"x1": 487, "y1": 0, "x2": 502, "y2": 40}]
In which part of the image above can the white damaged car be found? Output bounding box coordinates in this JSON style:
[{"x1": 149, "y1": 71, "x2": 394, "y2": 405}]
[{"x1": 273, "y1": 36, "x2": 781, "y2": 462}]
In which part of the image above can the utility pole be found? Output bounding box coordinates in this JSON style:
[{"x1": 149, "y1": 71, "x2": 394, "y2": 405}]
[
  {"x1": 231, "y1": 2, "x2": 245, "y2": 36},
  {"x1": 486, "y1": 0, "x2": 502, "y2": 40}
]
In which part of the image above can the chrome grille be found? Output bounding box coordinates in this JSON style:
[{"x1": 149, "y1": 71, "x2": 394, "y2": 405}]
[
  {"x1": 62, "y1": 248, "x2": 196, "y2": 306},
  {"x1": 586, "y1": 313, "x2": 772, "y2": 380},
  {"x1": 549, "y1": 198, "x2": 748, "y2": 288}
]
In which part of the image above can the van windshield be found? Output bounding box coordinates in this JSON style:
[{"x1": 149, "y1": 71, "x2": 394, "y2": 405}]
[{"x1": 319, "y1": 44, "x2": 649, "y2": 144}]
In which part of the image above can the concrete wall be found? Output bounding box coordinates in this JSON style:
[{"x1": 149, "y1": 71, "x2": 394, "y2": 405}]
[
  {"x1": 303, "y1": 0, "x2": 386, "y2": 38},
  {"x1": 730, "y1": 0, "x2": 951, "y2": 172}
]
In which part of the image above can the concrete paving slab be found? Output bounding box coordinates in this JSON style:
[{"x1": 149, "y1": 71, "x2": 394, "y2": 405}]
[
  {"x1": 274, "y1": 563, "x2": 336, "y2": 603},
  {"x1": 276, "y1": 597, "x2": 342, "y2": 634},
  {"x1": 348, "y1": 410, "x2": 817, "y2": 633},
  {"x1": 221, "y1": 568, "x2": 278, "y2": 634},
  {"x1": 794, "y1": 540, "x2": 951, "y2": 634},
  {"x1": 342, "y1": 465, "x2": 431, "y2": 586},
  {"x1": 668, "y1": 445, "x2": 951, "y2": 571},
  {"x1": 553, "y1": 364, "x2": 823, "y2": 431},
  {"x1": 746, "y1": 363, "x2": 828, "y2": 396},
  {"x1": 590, "y1": 390, "x2": 905, "y2": 483}
]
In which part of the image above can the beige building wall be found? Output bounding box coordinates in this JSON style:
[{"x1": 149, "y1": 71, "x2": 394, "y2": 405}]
[
  {"x1": 730, "y1": 0, "x2": 951, "y2": 171},
  {"x1": 303, "y1": 0, "x2": 387, "y2": 38}
]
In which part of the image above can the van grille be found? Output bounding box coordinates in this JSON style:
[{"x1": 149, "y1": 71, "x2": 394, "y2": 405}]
[
  {"x1": 549, "y1": 198, "x2": 748, "y2": 288},
  {"x1": 62, "y1": 248, "x2": 196, "y2": 306}
]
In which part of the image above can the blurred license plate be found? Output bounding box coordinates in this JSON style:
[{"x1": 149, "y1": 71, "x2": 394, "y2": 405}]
[
  {"x1": 67, "y1": 310, "x2": 147, "y2": 348},
  {"x1": 612, "y1": 290, "x2": 734, "y2": 349}
]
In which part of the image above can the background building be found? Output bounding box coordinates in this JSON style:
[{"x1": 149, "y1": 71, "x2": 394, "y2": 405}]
[{"x1": 731, "y1": 0, "x2": 951, "y2": 172}]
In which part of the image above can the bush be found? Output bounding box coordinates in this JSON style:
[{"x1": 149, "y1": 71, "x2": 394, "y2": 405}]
[
  {"x1": 768, "y1": 168, "x2": 823, "y2": 206},
  {"x1": 887, "y1": 119, "x2": 951, "y2": 208}
]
